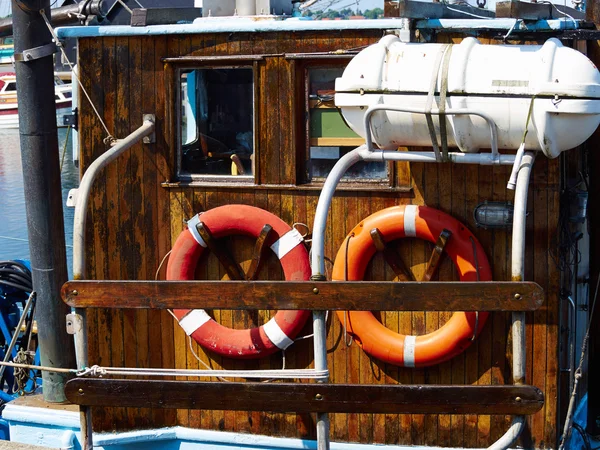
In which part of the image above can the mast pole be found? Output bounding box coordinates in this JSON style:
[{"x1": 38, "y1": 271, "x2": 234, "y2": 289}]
[{"x1": 12, "y1": 0, "x2": 76, "y2": 402}]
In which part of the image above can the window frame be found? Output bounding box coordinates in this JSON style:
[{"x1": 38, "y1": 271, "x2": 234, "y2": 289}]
[
  {"x1": 172, "y1": 57, "x2": 260, "y2": 185},
  {"x1": 300, "y1": 61, "x2": 395, "y2": 188}
]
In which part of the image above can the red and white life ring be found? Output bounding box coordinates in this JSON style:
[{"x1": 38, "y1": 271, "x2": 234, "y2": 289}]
[
  {"x1": 167, "y1": 205, "x2": 311, "y2": 359},
  {"x1": 332, "y1": 205, "x2": 492, "y2": 368}
]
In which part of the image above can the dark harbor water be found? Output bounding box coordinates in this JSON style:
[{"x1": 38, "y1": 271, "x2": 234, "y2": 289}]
[{"x1": 0, "y1": 128, "x2": 78, "y2": 278}]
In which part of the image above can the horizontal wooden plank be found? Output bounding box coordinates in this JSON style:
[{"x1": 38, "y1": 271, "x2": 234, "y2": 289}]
[
  {"x1": 65, "y1": 379, "x2": 544, "y2": 415},
  {"x1": 62, "y1": 280, "x2": 544, "y2": 311},
  {"x1": 495, "y1": 0, "x2": 584, "y2": 19}
]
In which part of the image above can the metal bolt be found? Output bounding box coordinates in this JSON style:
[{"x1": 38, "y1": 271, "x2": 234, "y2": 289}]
[
  {"x1": 514, "y1": 293, "x2": 521, "y2": 300},
  {"x1": 78, "y1": 388, "x2": 84, "y2": 394},
  {"x1": 72, "y1": 290, "x2": 79, "y2": 296},
  {"x1": 515, "y1": 396, "x2": 522, "y2": 402},
  {"x1": 313, "y1": 287, "x2": 319, "y2": 294},
  {"x1": 315, "y1": 394, "x2": 323, "y2": 400}
]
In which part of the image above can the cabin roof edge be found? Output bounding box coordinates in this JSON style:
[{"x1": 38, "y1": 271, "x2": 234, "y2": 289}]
[{"x1": 55, "y1": 18, "x2": 410, "y2": 39}]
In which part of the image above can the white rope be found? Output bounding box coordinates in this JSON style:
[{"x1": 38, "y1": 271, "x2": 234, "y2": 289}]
[
  {"x1": 116, "y1": 0, "x2": 134, "y2": 14},
  {"x1": 77, "y1": 364, "x2": 328, "y2": 379},
  {"x1": 40, "y1": 9, "x2": 115, "y2": 145}
]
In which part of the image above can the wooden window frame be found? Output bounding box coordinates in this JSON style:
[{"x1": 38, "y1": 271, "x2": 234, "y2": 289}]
[
  {"x1": 299, "y1": 60, "x2": 397, "y2": 189},
  {"x1": 169, "y1": 57, "x2": 260, "y2": 185}
]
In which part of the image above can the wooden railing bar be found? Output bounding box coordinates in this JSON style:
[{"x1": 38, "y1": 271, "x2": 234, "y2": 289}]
[
  {"x1": 65, "y1": 379, "x2": 544, "y2": 415},
  {"x1": 62, "y1": 280, "x2": 544, "y2": 311}
]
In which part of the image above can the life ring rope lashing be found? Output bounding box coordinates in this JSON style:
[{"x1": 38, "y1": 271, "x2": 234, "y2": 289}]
[
  {"x1": 166, "y1": 205, "x2": 311, "y2": 359},
  {"x1": 332, "y1": 205, "x2": 492, "y2": 368}
]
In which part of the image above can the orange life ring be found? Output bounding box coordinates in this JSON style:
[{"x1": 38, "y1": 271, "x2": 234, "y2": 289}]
[
  {"x1": 332, "y1": 205, "x2": 492, "y2": 368},
  {"x1": 167, "y1": 205, "x2": 311, "y2": 359}
]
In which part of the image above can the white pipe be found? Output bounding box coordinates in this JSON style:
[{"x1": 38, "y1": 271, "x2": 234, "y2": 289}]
[
  {"x1": 361, "y1": 151, "x2": 516, "y2": 166},
  {"x1": 489, "y1": 152, "x2": 535, "y2": 450},
  {"x1": 311, "y1": 146, "x2": 515, "y2": 277},
  {"x1": 60, "y1": 430, "x2": 76, "y2": 450},
  {"x1": 507, "y1": 143, "x2": 526, "y2": 190},
  {"x1": 488, "y1": 416, "x2": 526, "y2": 450},
  {"x1": 511, "y1": 152, "x2": 535, "y2": 284},
  {"x1": 72, "y1": 118, "x2": 155, "y2": 280},
  {"x1": 311, "y1": 146, "x2": 366, "y2": 277}
]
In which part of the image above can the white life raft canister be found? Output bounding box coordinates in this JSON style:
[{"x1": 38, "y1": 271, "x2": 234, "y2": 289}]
[{"x1": 335, "y1": 36, "x2": 600, "y2": 158}]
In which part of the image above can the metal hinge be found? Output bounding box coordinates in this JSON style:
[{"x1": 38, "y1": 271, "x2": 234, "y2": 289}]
[{"x1": 63, "y1": 107, "x2": 78, "y2": 130}]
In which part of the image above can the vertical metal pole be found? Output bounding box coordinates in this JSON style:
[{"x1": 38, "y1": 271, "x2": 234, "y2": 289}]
[
  {"x1": 12, "y1": 0, "x2": 76, "y2": 402},
  {"x1": 488, "y1": 152, "x2": 535, "y2": 450},
  {"x1": 66, "y1": 312, "x2": 93, "y2": 450}
]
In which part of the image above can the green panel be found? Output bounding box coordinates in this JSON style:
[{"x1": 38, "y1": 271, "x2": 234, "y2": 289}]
[{"x1": 310, "y1": 109, "x2": 360, "y2": 139}]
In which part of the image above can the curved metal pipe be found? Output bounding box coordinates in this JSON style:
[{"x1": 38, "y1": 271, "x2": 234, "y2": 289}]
[
  {"x1": 311, "y1": 145, "x2": 367, "y2": 277},
  {"x1": 310, "y1": 143, "x2": 534, "y2": 450},
  {"x1": 72, "y1": 118, "x2": 155, "y2": 280}
]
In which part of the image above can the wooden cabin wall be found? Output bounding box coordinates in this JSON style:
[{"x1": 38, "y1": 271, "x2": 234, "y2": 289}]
[{"x1": 77, "y1": 30, "x2": 560, "y2": 448}]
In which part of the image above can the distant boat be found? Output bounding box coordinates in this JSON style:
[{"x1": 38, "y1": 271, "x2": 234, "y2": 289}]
[{"x1": 0, "y1": 72, "x2": 72, "y2": 129}]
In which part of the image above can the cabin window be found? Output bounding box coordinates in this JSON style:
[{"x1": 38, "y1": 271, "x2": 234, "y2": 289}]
[
  {"x1": 178, "y1": 67, "x2": 254, "y2": 181},
  {"x1": 306, "y1": 67, "x2": 388, "y2": 183},
  {"x1": 4, "y1": 82, "x2": 16, "y2": 92}
]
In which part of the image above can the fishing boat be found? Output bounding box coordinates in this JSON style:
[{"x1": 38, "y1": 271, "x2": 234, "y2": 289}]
[
  {"x1": 0, "y1": 72, "x2": 72, "y2": 129},
  {"x1": 2, "y1": 2, "x2": 599, "y2": 450}
]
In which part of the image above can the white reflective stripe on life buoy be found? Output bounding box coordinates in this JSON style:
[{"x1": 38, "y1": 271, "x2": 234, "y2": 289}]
[
  {"x1": 262, "y1": 317, "x2": 294, "y2": 350},
  {"x1": 270, "y1": 228, "x2": 304, "y2": 260},
  {"x1": 403, "y1": 205, "x2": 418, "y2": 238},
  {"x1": 403, "y1": 335, "x2": 416, "y2": 368},
  {"x1": 178, "y1": 309, "x2": 212, "y2": 336},
  {"x1": 187, "y1": 215, "x2": 208, "y2": 248}
]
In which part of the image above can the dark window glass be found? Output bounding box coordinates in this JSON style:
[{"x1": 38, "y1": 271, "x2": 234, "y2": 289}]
[{"x1": 180, "y1": 68, "x2": 254, "y2": 178}]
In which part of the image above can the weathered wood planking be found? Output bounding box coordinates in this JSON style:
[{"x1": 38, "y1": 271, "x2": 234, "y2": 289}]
[
  {"x1": 78, "y1": 29, "x2": 562, "y2": 447},
  {"x1": 63, "y1": 280, "x2": 543, "y2": 311},
  {"x1": 66, "y1": 379, "x2": 544, "y2": 415}
]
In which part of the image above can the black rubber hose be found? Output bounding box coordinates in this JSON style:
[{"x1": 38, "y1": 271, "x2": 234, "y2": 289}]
[
  {"x1": 0, "y1": 261, "x2": 31, "y2": 276},
  {"x1": 0, "y1": 280, "x2": 32, "y2": 293},
  {"x1": 0, "y1": 269, "x2": 32, "y2": 288}
]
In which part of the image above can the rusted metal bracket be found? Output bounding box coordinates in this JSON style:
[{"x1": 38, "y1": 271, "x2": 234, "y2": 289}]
[
  {"x1": 370, "y1": 227, "x2": 414, "y2": 281},
  {"x1": 195, "y1": 222, "x2": 246, "y2": 281},
  {"x1": 246, "y1": 224, "x2": 274, "y2": 281},
  {"x1": 422, "y1": 229, "x2": 452, "y2": 282}
]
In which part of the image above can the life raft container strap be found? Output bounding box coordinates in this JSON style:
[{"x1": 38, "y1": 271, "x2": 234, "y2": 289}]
[
  {"x1": 246, "y1": 224, "x2": 274, "y2": 281},
  {"x1": 423, "y1": 228, "x2": 452, "y2": 282},
  {"x1": 439, "y1": 45, "x2": 453, "y2": 163},
  {"x1": 369, "y1": 227, "x2": 414, "y2": 282},
  {"x1": 195, "y1": 222, "x2": 246, "y2": 281}
]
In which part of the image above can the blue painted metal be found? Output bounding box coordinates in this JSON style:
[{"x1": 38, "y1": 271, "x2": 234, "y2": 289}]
[
  {"x1": 0, "y1": 418, "x2": 9, "y2": 441},
  {"x1": 3, "y1": 403, "x2": 490, "y2": 450},
  {"x1": 415, "y1": 18, "x2": 581, "y2": 31},
  {"x1": 0, "y1": 259, "x2": 40, "y2": 398},
  {"x1": 55, "y1": 16, "x2": 585, "y2": 39},
  {"x1": 55, "y1": 18, "x2": 410, "y2": 38},
  {"x1": 564, "y1": 393, "x2": 588, "y2": 450}
]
